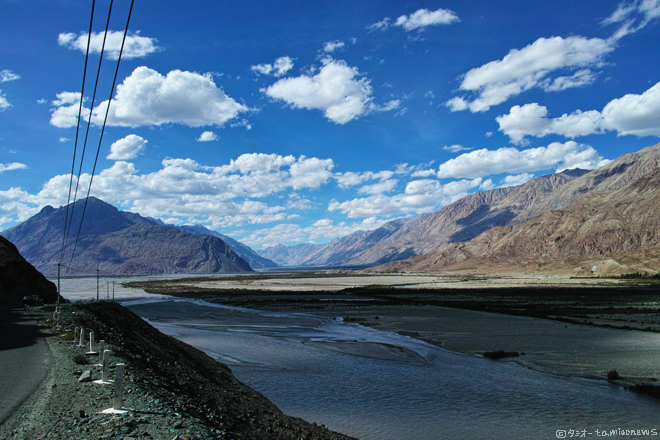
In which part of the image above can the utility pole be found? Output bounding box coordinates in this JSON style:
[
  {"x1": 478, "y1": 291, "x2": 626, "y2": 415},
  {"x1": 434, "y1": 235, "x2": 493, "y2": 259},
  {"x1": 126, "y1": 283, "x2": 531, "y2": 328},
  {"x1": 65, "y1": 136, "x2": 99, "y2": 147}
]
[
  {"x1": 57, "y1": 263, "x2": 61, "y2": 310},
  {"x1": 96, "y1": 267, "x2": 100, "y2": 301},
  {"x1": 113, "y1": 281, "x2": 115, "y2": 302}
]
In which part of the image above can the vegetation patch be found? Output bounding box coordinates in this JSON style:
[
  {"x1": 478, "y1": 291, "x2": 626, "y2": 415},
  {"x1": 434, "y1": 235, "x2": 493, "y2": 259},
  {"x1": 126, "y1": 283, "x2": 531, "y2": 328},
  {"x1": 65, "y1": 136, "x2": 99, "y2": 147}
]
[
  {"x1": 607, "y1": 369, "x2": 621, "y2": 380},
  {"x1": 483, "y1": 350, "x2": 520, "y2": 360},
  {"x1": 73, "y1": 353, "x2": 89, "y2": 365},
  {"x1": 628, "y1": 383, "x2": 660, "y2": 399}
]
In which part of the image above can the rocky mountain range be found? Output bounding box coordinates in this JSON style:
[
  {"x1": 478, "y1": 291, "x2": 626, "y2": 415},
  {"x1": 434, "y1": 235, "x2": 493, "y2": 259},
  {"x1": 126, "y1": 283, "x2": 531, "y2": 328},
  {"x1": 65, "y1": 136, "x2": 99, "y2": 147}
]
[
  {"x1": 1, "y1": 197, "x2": 259, "y2": 276},
  {"x1": 370, "y1": 161, "x2": 660, "y2": 276},
  {"x1": 261, "y1": 142, "x2": 660, "y2": 270},
  {"x1": 153, "y1": 223, "x2": 277, "y2": 269}
]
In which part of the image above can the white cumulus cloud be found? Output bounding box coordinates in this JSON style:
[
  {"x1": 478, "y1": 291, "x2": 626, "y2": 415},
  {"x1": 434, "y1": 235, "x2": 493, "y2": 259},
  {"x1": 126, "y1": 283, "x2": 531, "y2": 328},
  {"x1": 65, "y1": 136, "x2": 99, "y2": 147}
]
[
  {"x1": 323, "y1": 41, "x2": 345, "y2": 53},
  {"x1": 197, "y1": 131, "x2": 218, "y2": 142},
  {"x1": 0, "y1": 162, "x2": 27, "y2": 173},
  {"x1": 58, "y1": 31, "x2": 160, "y2": 59},
  {"x1": 251, "y1": 56, "x2": 294, "y2": 77},
  {"x1": 601, "y1": 81, "x2": 660, "y2": 136},
  {"x1": 447, "y1": 36, "x2": 614, "y2": 112},
  {"x1": 394, "y1": 8, "x2": 460, "y2": 31},
  {"x1": 435, "y1": 141, "x2": 609, "y2": 179},
  {"x1": 497, "y1": 81, "x2": 660, "y2": 143},
  {"x1": 0, "y1": 153, "x2": 337, "y2": 228},
  {"x1": 499, "y1": 173, "x2": 535, "y2": 188},
  {"x1": 329, "y1": 177, "x2": 481, "y2": 218},
  {"x1": 65, "y1": 67, "x2": 250, "y2": 128},
  {"x1": 49, "y1": 92, "x2": 90, "y2": 128},
  {"x1": 264, "y1": 58, "x2": 393, "y2": 124},
  {"x1": 107, "y1": 134, "x2": 147, "y2": 160}
]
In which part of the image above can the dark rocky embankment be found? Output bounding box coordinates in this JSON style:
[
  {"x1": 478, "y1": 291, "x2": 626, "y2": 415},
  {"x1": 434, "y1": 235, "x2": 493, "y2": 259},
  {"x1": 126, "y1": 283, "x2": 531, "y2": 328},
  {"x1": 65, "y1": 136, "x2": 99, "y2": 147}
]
[
  {"x1": 59, "y1": 301, "x2": 354, "y2": 440},
  {"x1": 0, "y1": 236, "x2": 63, "y2": 306}
]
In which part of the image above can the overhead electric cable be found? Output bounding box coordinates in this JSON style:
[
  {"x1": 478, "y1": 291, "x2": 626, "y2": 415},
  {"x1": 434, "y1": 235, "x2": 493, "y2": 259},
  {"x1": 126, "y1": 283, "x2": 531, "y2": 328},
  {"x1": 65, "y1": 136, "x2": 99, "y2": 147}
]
[
  {"x1": 67, "y1": 0, "x2": 136, "y2": 271},
  {"x1": 59, "y1": 0, "x2": 96, "y2": 264},
  {"x1": 63, "y1": 0, "x2": 115, "y2": 261}
]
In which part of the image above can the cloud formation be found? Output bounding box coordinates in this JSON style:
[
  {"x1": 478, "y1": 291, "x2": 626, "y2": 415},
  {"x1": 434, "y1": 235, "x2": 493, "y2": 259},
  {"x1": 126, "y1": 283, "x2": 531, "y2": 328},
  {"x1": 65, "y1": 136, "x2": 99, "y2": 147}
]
[
  {"x1": 443, "y1": 144, "x2": 473, "y2": 153},
  {"x1": 435, "y1": 141, "x2": 609, "y2": 179},
  {"x1": 394, "y1": 8, "x2": 460, "y2": 31},
  {"x1": 0, "y1": 162, "x2": 27, "y2": 173},
  {"x1": 368, "y1": 8, "x2": 459, "y2": 32},
  {"x1": 446, "y1": 36, "x2": 614, "y2": 112},
  {"x1": 49, "y1": 92, "x2": 89, "y2": 127},
  {"x1": 329, "y1": 177, "x2": 482, "y2": 218},
  {"x1": 603, "y1": 0, "x2": 660, "y2": 40},
  {"x1": 251, "y1": 56, "x2": 294, "y2": 77},
  {"x1": 107, "y1": 134, "x2": 147, "y2": 160},
  {"x1": 0, "y1": 70, "x2": 20, "y2": 83},
  {"x1": 58, "y1": 31, "x2": 160, "y2": 59},
  {"x1": 0, "y1": 91, "x2": 10, "y2": 110},
  {"x1": 497, "y1": 81, "x2": 660, "y2": 143},
  {"x1": 197, "y1": 131, "x2": 218, "y2": 142},
  {"x1": 240, "y1": 216, "x2": 389, "y2": 248},
  {"x1": 0, "y1": 153, "x2": 336, "y2": 228},
  {"x1": 49, "y1": 67, "x2": 248, "y2": 129},
  {"x1": 263, "y1": 58, "x2": 375, "y2": 124},
  {"x1": 323, "y1": 41, "x2": 345, "y2": 53}
]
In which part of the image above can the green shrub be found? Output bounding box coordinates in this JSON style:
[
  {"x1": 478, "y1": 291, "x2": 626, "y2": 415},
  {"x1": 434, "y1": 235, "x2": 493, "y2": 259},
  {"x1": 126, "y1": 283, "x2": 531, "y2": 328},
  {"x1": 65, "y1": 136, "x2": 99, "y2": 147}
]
[{"x1": 73, "y1": 353, "x2": 89, "y2": 365}]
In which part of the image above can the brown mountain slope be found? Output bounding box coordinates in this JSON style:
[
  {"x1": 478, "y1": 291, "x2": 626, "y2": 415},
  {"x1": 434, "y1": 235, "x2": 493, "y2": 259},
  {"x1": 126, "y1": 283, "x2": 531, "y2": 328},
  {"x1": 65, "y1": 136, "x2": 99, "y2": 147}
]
[
  {"x1": 355, "y1": 143, "x2": 660, "y2": 267},
  {"x1": 369, "y1": 165, "x2": 660, "y2": 276}
]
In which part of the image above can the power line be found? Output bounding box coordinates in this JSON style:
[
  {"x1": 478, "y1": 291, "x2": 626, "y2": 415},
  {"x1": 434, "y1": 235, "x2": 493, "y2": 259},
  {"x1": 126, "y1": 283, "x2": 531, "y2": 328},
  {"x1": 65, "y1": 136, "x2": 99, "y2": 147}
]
[
  {"x1": 67, "y1": 0, "x2": 136, "y2": 271},
  {"x1": 59, "y1": 0, "x2": 96, "y2": 264},
  {"x1": 63, "y1": 0, "x2": 115, "y2": 258}
]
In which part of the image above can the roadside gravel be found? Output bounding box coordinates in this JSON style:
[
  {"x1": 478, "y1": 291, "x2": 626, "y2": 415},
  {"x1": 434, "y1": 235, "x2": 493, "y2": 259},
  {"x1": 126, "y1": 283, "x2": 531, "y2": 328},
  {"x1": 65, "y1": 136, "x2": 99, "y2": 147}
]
[{"x1": 0, "y1": 304, "x2": 354, "y2": 440}]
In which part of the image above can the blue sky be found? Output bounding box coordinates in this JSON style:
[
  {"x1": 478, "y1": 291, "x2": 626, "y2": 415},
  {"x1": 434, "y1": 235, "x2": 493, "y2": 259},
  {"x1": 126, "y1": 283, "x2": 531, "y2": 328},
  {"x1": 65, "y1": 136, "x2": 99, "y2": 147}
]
[{"x1": 1, "y1": 0, "x2": 659, "y2": 249}]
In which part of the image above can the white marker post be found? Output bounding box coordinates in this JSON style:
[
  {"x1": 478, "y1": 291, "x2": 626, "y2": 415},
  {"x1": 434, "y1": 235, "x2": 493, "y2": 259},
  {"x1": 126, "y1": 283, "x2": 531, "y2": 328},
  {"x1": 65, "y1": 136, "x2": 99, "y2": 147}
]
[
  {"x1": 96, "y1": 340, "x2": 105, "y2": 366},
  {"x1": 78, "y1": 328, "x2": 86, "y2": 347},
  {"x1": 86, "y1": 331, "x2": 98, "y2": 355},
  {"x1": 94, "y1": 350, "x2": 113, "y2": 385},
  {"x1": 101, "y1": 363, "x2": 132, "y2": 414},
  {"x1": 74, "y1": 327, "x2": 80, "y2": 343}
]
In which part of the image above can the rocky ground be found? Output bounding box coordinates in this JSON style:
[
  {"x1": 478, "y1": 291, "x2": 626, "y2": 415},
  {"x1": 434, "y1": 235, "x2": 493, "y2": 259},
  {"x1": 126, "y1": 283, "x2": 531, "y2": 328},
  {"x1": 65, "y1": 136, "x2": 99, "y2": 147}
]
[{"x1": 0, "y1": 303, "x2": 354, "y2": 440}]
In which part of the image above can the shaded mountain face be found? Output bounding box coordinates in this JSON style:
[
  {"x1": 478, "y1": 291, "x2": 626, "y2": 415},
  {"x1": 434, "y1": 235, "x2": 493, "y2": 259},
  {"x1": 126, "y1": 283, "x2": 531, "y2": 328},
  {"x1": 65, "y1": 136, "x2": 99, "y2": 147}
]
[
  {"x1": 370, "y1": 164, "x2": 660, "y2": 276},
  {"x1": 1, "y1": 197, "x2": 252, "y2": 276},
  {"x1": 174, "y1": 224, "x2": 277, "y2": 269},
  {"x1": 0, "y1": 236, "x2": 62, "y2": 306}
]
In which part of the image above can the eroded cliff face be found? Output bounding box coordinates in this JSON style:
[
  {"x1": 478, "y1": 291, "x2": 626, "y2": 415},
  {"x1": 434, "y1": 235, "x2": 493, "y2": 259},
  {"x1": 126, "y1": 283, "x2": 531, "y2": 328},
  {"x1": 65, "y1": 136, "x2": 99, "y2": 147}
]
[{"x1": 0, "y1": 236, "x2": 60, "y2": 306}]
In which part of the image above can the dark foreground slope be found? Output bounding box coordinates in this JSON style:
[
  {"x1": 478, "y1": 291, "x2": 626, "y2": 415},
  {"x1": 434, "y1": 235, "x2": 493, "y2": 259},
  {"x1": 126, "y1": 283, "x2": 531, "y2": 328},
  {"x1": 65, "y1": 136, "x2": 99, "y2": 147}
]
[
  {"x1": 61, "y1": 301, "x2": 353, "y2": 440},
  {"x1": 0, "y1": 236, "x2": 62, "y2": 306}
]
